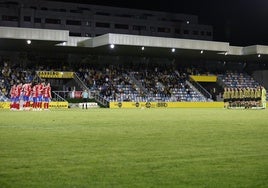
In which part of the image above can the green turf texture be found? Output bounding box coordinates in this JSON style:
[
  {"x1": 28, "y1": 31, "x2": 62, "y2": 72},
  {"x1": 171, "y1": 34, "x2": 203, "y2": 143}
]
[{"x1": 0, "y1": 108, "x2": 267, "y2": 188}]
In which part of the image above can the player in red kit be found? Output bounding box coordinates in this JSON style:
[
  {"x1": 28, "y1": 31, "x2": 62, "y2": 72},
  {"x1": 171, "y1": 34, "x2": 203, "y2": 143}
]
[
  {"x1": 43, "y1": 83, "x2": 52, "y2": 110},
  {"x1": 32, "y1": 83, "x2": 38, "y2": 111},
  {"x1": 14, "y1": 83, "x2": 22, "y2": 110},
  {"x1": 22, "y1": 82, "x2": 32, "y2": 110},
  {"x1": 36, "y1": 82, "x2": 44, "y2": 110},
  {"x1": 9, "y1": 84, "x2": 16, "y2": 110}
]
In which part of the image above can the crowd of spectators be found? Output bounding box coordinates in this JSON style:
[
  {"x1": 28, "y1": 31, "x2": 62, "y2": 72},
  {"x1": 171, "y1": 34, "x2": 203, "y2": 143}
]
[
  {"x1": 218, "y1": 71, "x2": 260, "y2": 88},
  {"x1": 76, "y1": 64, "x2": 210, "y2": 102}
]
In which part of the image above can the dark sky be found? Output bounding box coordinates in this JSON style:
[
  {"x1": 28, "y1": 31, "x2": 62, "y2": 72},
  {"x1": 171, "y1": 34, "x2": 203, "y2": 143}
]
[{"x1": 55, "y1": 0, "x2": 268, "y2": 46}]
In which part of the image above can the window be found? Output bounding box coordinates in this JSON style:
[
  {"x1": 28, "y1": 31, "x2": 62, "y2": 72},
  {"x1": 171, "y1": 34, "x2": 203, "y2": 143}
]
[
  {"x1": 206, "y1": 31, "x2": 212, "y2": 36},
  {"x1": 157, "y1": 27, "x2": 170, "y2": 33},
  {"x1": 78, "y1": 7, "x2": 90, "y2": 11},
  {"x1": 183, "y1": 30, "x2": 189, "y2": 34},
  {"x1": 51, "y1": 8, "x2": 62, "y2": 12},
  {"x1": 70, "y1": 9, "x2": 82, "y2": 13},
  {"x1": 41, "y1": 7, "x2": 48, "y2": 11},
  {"x1": 96, "y1": 12, "x2": 110, "y2": 16},
  {"x1": 159, "y1": 18, "x2": 167, "y2": 21},
  {"x1": 24, "y1": 16, "x2": 31, "y2": 22},
  {"x1": 193, "y1": 30, "x2": 199, "y2": 35},
  {"x1": 115, "y1": 14, "x2": 133, "y2": 18},
  {"x1": 150, "y1": 26, "x2": 156, "y2": 32},
  {"x1": 2, "y1": 15, "x2": 18, "y2": 21},
  {"x1": 45, "y1": 18, "x2": 61, "y2": 24},
  {"x1": 139, "y1": 15, "x2": 147, "y2": 19},
  {"x1": 175, "y1": 28, "x2": 180, "y2": 34},
  {"x1": 66, "y1": 20, "x2": 81, "y2": 26},
  {"x1": 86, "y1": 21, "x2": 91, "y2": 26},
  {"x1": 34, "y1": 18, "x2": 41, "y2": 23},
  {"x1": 133, "y1": 25, "x2": 146, "y2": 31},
  {"x1": 200, "y1": 31, "x2": 205, "y2": 36},
  {"x1": 115, "y1": 24, "x2": 129, "y2": 30},
  {"x1": 95, "y1": 22, "x2": 110, "y2": 28},
  {"x1": 170, "y1": 19, "x2": 183, "y2": 23},
  {"x1": 69, "y1": 32, "x2": 81, "y2": 36}
]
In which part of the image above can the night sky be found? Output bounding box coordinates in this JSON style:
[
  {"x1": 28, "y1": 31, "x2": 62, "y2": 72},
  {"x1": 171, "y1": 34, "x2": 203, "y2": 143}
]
[{"x1": 53, "y1": 0, "x2": 268, "y2": 46}]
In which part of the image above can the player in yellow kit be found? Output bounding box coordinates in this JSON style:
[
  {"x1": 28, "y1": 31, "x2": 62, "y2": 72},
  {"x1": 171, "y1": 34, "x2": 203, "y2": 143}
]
[{"x1": 261, "y1": 86, "x2": 267, "y2": 109}]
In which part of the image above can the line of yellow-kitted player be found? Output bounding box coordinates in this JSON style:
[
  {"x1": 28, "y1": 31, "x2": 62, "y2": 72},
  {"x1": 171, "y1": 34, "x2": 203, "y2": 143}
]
[{"x1": 223, "y1": 86, "x2": 266, "y2": 109}]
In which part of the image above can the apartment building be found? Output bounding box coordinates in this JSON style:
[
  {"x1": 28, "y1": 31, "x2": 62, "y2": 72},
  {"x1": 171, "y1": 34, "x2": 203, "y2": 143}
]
[{"x1": 0, "y1": 0, "x2": 213, "y2": 40}]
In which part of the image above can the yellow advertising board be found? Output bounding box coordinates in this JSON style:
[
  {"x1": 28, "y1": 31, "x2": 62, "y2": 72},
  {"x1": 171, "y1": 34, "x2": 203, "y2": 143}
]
[
  {"x1": 109, "y1": 102, "x2": 224, "y2": 109},
  {"x1": 37, "y1": 71, "x2": 74, "y2": 79},
  {"x1": 190, "y1": 75, "x2": 217, "y2": 82},
  {"x1": 49, "y1": 102, "x2": 69, "y2": 108},
  {"x1": 0, "y1": 102, "x2": 11, "y2": 109}
]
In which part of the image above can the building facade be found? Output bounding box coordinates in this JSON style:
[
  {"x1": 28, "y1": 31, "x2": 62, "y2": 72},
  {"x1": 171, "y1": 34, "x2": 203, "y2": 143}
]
[{"x1": 0, "y1": 0, "x2": 213, "y2": 40}]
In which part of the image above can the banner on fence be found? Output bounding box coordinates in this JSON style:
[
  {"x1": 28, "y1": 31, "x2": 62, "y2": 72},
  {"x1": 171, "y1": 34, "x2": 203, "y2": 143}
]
[{"x1": 37, "y1": 71, "x2": 74, "y2": 79}]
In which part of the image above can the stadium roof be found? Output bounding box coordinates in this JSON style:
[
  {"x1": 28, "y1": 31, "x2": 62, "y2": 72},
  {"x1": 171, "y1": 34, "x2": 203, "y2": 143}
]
[{"x1": 0, "y1": 26, "x2": 268, "y2": 62}]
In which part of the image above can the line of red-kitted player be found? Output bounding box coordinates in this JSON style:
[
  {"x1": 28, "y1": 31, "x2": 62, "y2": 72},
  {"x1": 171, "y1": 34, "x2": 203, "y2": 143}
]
[{"x1": 9, "y1": 81, "x2": 51, "y2": 111}]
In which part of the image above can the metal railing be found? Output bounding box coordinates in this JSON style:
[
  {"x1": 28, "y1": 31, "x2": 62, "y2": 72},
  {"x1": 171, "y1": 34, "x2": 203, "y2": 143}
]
[
  {"x1": 92, "y1": 91, "x2": 109, "y2": 107},
  {"x1": 52, "y1": 91, "x2": 68, "y2": 101},
  {"x1": 73, "y1": 72, "x2": 89, "y2": 91},
  {"x1": 74, "y1": 73, "x2": 109, "y2": 107},
  {"x1": 188, "y1": 79, "x2": 212, "y2": 99}
]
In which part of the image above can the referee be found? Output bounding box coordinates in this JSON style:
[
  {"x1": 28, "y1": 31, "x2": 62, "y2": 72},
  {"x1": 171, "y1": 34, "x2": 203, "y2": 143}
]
[{"x1": 82, "y1": 89, "x2": 89, "y2": 109}]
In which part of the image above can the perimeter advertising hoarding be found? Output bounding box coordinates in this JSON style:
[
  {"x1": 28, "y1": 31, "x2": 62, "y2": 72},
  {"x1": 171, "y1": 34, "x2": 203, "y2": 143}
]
[
  {"x1": 109, "y1": 102, "x2": 224, "y2": 109},
  {"x1": 0, "y1": 102, "x2": 68, "y2": 109}
]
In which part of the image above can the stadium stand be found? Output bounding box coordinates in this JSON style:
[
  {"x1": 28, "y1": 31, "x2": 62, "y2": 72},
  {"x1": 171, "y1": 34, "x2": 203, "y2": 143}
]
[
  {"x1": 76, "y1": 65, "x2": 210, "y2": 102},
  {"x1": 1, "y1": 57, "x2": 266, "y2": 103},
  {"x1": 218, "y1": 71, "x2": 260, "y2": 88}
]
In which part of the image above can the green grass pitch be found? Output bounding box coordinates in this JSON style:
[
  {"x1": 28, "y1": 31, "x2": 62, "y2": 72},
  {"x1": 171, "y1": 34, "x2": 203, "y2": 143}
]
[{"x1": 0, "y1": 108, "x2": 268, "y2": 188}]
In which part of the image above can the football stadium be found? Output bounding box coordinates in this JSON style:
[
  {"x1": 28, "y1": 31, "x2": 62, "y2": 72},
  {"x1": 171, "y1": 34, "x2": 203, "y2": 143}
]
[{"x1": 0, "y1": 0, "x2": 268, "y2": 187}]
